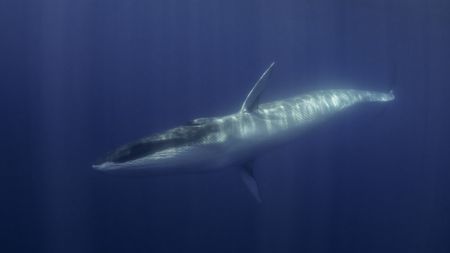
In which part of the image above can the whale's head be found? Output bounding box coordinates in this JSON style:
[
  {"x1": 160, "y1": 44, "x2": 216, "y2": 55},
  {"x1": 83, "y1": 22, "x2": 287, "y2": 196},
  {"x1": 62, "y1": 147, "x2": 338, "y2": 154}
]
[{"x1": 93, "y1": 118, "x2": 224, "y2": 175}]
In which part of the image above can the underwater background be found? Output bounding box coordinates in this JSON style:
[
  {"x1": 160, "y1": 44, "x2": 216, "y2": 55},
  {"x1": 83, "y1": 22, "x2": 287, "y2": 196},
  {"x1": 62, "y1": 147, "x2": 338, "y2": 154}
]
[{"x1": 1, "y1": 0, "x2": 450, "y2": 252}]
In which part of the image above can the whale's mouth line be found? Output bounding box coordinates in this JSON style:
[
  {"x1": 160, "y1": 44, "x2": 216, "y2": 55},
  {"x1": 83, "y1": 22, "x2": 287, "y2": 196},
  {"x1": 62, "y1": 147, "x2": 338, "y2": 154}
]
[{"x1": 94, "y1": 122, "x2": 221, "y2": 166}]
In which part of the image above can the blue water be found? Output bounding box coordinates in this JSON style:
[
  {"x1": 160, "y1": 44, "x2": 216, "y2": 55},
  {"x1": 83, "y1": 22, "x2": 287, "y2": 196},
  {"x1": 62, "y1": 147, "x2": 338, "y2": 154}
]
[{"x1": 1, "y1": 0, "x2": 450, "y2": 252}]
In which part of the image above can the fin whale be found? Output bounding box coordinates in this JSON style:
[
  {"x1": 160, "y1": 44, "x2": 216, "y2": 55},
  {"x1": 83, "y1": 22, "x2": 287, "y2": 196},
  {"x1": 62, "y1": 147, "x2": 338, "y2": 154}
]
[{"x1": 93, "y1": 63, "x2": 395, "y2": 201}]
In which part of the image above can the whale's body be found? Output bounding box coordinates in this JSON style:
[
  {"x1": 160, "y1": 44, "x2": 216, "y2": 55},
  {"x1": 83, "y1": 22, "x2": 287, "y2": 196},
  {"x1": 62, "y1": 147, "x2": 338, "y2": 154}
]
[{"x1": 93, "y1": 63, "x2": 394, "y2": 201}]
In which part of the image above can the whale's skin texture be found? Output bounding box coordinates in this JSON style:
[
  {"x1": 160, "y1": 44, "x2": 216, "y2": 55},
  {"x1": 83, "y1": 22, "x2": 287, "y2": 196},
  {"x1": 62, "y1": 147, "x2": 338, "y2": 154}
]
[{"x1": 93, "y1": 89, "x2": 394, "y2": 175}]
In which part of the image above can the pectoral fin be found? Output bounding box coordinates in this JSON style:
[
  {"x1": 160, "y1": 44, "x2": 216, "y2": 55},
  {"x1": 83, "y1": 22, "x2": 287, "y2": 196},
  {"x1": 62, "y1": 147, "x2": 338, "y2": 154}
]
[{"x1": 240, "y1": 162, "x2": 262, "y2": 202}]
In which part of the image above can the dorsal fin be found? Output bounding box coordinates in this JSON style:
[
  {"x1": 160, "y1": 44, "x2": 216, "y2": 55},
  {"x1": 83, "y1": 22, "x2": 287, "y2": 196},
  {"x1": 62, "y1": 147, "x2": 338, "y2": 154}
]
[{"x1": 240, "y1": 62, "x2": 275, "y2": 113}]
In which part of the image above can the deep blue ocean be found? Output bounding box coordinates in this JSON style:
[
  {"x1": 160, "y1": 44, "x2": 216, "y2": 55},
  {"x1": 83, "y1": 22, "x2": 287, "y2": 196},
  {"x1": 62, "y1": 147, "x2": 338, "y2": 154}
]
[{"x1": 1, "y1": 0, "x2": 450, "y2": 252}]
